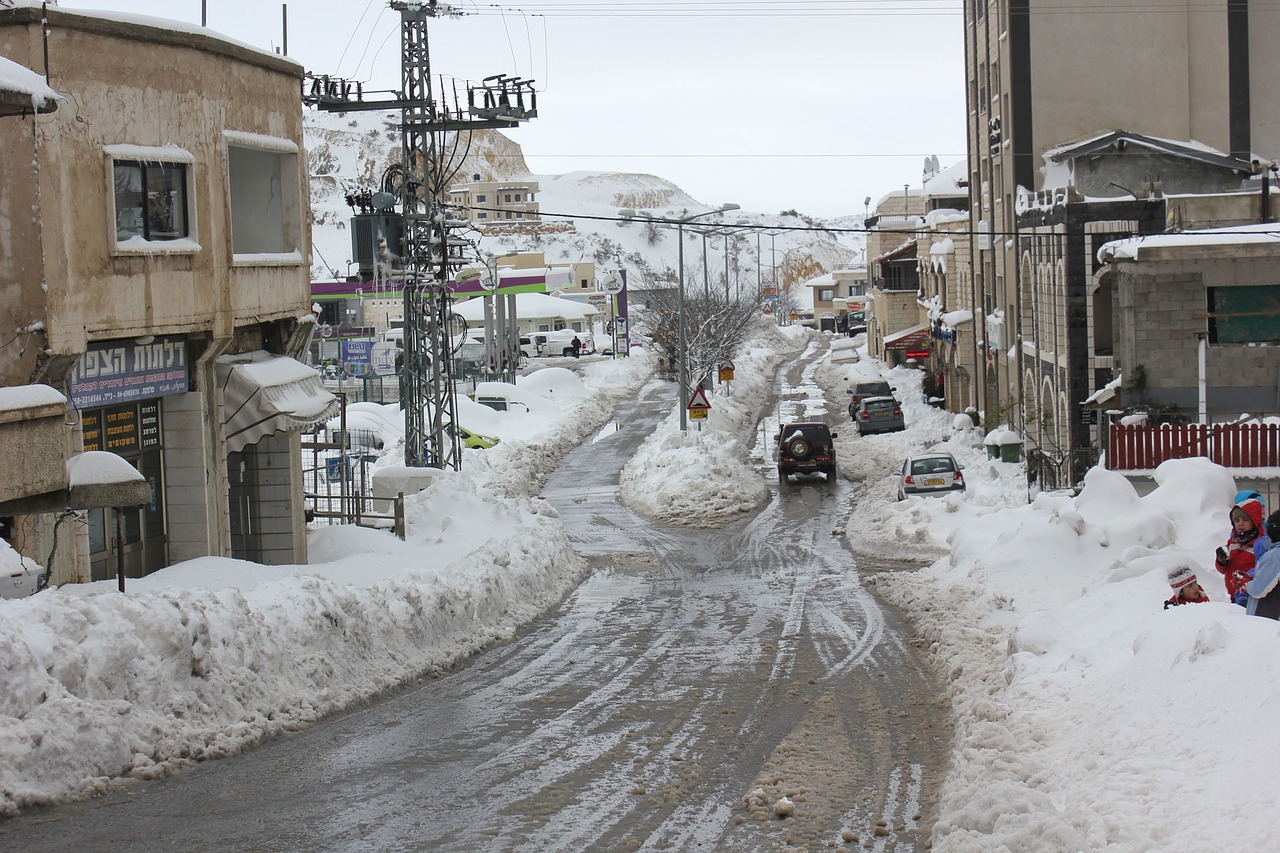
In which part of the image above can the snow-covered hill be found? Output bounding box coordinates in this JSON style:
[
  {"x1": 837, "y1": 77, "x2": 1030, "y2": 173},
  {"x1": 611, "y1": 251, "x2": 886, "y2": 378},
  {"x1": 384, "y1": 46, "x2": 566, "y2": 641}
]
[{"x1": 304, "y1": 110, "x2": 863, "y2": 296}]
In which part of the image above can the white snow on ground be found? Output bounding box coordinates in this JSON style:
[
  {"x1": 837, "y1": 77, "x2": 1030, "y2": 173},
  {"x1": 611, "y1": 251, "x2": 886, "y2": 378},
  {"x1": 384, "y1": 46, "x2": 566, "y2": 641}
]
[{"x1": 2, "y1": 327, "x2": 1279, "y2": 853}]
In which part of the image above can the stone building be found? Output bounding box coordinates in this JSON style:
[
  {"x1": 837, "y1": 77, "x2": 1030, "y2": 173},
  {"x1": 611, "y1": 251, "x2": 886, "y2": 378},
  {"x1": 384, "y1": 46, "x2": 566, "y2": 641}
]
[
  {"x1": 0, "y1": 6, "x2": 335, "y2": 584},
  {"x1": 961, "y1": 0, "x2": 1280, "y2": 484}
]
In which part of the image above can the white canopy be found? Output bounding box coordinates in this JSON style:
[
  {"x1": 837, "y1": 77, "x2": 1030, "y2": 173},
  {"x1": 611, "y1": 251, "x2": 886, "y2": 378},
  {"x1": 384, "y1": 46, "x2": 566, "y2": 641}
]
[{"x1": 454, "y1": 292, "x2": 599, "y2": 324}]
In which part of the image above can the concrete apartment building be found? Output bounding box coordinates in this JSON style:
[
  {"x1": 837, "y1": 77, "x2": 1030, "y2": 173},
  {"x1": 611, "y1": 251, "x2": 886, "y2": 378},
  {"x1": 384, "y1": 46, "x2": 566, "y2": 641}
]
[
  {"x1": 0, "y1": 6, "x2": 336, "y2": 585},
  {"x1": 963, "y1": 0, "x2": 1280, "y2": 484},
  {"x1": 447, "y1": 178, "x2": 540, "y2": 227}
]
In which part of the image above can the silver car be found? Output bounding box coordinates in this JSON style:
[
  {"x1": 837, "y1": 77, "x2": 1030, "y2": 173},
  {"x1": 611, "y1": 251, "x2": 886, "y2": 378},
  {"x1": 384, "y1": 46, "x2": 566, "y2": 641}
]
[
  {"x1": 897, "y1": 452, "x2": 966, "y2": 500},
  {"x1": 853, "y1": 395, "x2": 905, "y2": 435}
]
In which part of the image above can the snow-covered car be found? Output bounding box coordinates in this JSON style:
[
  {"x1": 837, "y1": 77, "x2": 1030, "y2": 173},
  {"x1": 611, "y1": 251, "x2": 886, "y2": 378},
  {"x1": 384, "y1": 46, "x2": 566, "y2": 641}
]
[
  {"x1": 2, "y1": 561, "x2": 47, "y2": 600},
  {"x1": 897, "y1": 452, "x2": 966, "y2": 500}
]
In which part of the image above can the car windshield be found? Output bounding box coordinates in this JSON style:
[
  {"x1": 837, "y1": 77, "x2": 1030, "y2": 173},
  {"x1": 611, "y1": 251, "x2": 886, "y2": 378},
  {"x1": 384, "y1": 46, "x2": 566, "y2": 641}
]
[{"x1": 865, "y1": 399, "x2": 895, "y2": 413}]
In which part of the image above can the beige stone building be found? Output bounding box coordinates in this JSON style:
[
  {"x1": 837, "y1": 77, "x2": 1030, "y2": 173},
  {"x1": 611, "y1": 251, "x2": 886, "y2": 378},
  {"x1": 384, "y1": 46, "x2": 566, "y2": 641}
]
[
  {"x1": 963, "y1": 0, "x2": 1280, "y2": 484},
  {"x1": 1097, "y1": 226, "x2": 1280, "y2": 427},
  {"x1": 0, "y1": 7, "x2": 335, "y2": 585},
  {"x1": 447, "y1": 179, "x2": 540, "y2": 227}
]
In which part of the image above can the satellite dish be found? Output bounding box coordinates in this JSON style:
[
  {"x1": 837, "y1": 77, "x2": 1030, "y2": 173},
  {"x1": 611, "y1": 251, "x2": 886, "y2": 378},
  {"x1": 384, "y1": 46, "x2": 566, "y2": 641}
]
[{"x1": 931, "y1": 155, "x2": 940, "y2": 173}]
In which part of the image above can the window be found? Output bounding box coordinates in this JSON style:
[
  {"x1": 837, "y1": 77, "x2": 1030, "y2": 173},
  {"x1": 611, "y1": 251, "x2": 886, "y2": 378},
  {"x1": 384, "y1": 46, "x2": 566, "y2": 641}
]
[
  {"x1": 504, "y1": 194, "x2": 512, "y2": 202},
  {"x1": 476, "y1": 194, "x2": 487, "y2": 203},
  {"x1": 1209, "y1": 284, "x2": 1280, "y2": 343},
  {"x1": 227, "y1": 138, "x2": 301, "y2": 255},
  {"x1": 113, "y1": 161, "x2": 189, "y2": 242},
  {"x1": 818, "y1": 288, "x2": 835, "y2": 301},
  {"x1": 477, "y1": 212, "x2": 488, "y2": 220}
]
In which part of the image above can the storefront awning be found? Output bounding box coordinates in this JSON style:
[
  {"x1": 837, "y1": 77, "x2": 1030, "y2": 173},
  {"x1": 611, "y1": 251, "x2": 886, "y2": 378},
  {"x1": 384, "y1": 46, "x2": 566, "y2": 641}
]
[
  {"x1": 216, "y1": 352, "x2": 340, "y2": 453},
  {"x1": 884, "y1": 323, "x2": 930, "y2": 350}
]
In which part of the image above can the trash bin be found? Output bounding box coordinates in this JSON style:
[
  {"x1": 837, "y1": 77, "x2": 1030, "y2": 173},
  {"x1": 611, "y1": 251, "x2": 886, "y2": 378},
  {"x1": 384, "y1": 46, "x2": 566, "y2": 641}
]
[
  {"x1": 987, "y1": 443, "x2": 1002, "y2": 460},
  {"x1": 999, "y1": 441, "x2": 1024, "y2": 463}
]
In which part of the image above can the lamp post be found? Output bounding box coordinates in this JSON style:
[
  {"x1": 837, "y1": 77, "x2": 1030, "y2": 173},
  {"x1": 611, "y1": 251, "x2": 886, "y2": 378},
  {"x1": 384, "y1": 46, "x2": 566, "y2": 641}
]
[{"x1": 619, "y1": 203, "x2": 740, "y2": 430}]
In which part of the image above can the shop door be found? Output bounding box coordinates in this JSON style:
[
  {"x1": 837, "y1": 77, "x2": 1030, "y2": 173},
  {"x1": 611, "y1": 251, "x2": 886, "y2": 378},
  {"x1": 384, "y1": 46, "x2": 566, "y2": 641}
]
[{"x1": 228, "y1": 447, "x2": 262, "y2": 562}]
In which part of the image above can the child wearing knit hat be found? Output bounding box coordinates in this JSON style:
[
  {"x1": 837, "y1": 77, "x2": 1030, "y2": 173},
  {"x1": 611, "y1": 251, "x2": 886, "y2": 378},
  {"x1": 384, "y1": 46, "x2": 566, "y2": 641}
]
[{"x1": 1164, "y1": 564, "x2": 1209, "y2": 610}]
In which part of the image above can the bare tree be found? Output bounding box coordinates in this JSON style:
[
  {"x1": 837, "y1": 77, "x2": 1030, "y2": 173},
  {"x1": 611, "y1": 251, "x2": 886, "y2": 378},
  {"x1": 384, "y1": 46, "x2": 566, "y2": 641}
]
[{"x1": 636, "y1": 288, "x2": 765, "y2": 388}]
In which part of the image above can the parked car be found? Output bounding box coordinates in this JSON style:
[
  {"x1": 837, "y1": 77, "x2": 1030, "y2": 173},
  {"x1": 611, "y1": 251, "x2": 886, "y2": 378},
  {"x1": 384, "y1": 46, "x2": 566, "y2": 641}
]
[
  {"x1": 897, "y1": 452, "x2": 966, "y2": 500},
  {"x1": 2, "y1": 561, "x2": 47, "y2": 600},
  {"x1": 447, "y1": 422, "x2": 500, "y2": 449},
  {"x1": 852, "y1": 395, "x2": 905, "y2": 435},
  {"x1": 847, "y1": 379, "x2": 895, "y2": 418},
  {"x1": 776, "y1": 421, "x2": 838, "y2": 483}
]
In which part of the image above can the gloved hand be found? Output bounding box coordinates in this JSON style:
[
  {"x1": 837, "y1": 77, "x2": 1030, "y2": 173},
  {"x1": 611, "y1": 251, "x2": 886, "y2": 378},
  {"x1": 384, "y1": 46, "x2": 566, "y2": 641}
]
[
  {"x1": 1233, "y1": 590, "x2": 1249, "y2": 607},
  {"x1": 1216, "y1": 547, "x2": 1229, "y2": 566}
]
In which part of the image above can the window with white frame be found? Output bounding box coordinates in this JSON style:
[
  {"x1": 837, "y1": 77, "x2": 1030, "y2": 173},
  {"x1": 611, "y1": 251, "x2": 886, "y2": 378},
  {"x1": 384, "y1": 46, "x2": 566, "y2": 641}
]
[
  {"x1": 225, "y1": 133, "x2": 301, "y2": 256},
  {"x1": 111, "y1": 154, "x2": 192, "y2": 244}
]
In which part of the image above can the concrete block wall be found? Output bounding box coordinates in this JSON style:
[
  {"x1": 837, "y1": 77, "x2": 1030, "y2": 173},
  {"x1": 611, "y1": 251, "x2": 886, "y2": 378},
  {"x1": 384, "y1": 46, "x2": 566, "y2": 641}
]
[
  {"x1": 253, "y1": 431, "x2": 305, "y2": 566},
  {"x1": 162, "y1": 391, "x2": 217, "y2": 563}
]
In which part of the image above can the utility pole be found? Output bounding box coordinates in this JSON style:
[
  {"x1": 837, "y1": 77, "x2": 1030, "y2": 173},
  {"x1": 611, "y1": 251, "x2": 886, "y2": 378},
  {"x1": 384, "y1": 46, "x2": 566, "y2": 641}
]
[{"x1": 302, "y1": 0, "x2": 538, "y2": 469}]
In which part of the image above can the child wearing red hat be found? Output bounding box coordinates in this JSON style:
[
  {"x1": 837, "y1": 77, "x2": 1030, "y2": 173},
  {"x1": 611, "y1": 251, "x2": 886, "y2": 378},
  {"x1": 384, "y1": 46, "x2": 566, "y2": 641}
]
[{"x1": 1165, "y1": 564, "x2": 1209, "y2": 609}]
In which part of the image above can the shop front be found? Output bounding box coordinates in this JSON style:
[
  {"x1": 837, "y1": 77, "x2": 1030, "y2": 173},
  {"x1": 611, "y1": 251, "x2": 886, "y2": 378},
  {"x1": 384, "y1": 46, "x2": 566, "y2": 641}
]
[{"x1": 69, "y1": 336, "x2": 189, "y2": 580}]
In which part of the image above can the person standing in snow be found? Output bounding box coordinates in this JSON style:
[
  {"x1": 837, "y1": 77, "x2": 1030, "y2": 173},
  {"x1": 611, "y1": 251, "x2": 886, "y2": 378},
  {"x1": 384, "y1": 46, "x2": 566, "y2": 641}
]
[
  {"x1": 1215, "y1": 494, "x2": 1265, "y2": 606},
  {"x1": 1164, "y1": 565, "x2": 1209, "y2": 609},
  {"x1": 1245, "y1": 511, "x2": 1280, "y2": 620},
  {"x1": 570, "y1": 335, "x2": 582, "y2": 358}
]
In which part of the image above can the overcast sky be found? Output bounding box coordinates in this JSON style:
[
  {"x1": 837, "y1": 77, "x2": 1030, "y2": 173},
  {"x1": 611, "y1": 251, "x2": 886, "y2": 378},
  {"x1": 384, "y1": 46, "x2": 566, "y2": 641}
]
[{"x1": 56, "y1": 0, "x2": 967, "y2": 219}]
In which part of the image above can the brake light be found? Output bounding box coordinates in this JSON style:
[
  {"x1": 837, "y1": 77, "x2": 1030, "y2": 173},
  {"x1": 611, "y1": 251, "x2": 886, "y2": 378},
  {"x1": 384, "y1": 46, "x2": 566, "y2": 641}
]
[
  {"x1": 903, "y1": 474, "x2": 914, "y2": 485},
  {"x1": 893, "y1": 405, "x2": 902, "y2": 416},
  {"x1": 858, "y1": 411, "x2": 868, "y2": 419},
  {"x1": 955, "y1": 472, "x2": 964, "y2": 485}
]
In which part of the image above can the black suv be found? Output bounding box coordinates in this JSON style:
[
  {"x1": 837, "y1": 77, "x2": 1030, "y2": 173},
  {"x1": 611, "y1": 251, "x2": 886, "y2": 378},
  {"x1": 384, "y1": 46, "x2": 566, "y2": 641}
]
[{"x1": 776, "y1": 422, "x2": 837, "y2": 483}]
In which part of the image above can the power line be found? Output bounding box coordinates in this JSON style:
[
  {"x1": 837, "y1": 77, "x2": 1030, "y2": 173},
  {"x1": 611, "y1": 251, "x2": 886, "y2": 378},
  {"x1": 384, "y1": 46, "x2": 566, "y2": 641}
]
[{"x1": 467, "y1": 204, "x2": 1280, "y2": 241}]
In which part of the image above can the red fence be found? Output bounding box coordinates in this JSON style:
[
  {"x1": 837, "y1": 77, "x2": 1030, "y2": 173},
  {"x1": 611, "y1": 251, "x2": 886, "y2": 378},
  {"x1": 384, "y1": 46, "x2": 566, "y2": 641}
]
[{"x1": 1108, "y1": 423, "x2": 1280, "y2": 470}]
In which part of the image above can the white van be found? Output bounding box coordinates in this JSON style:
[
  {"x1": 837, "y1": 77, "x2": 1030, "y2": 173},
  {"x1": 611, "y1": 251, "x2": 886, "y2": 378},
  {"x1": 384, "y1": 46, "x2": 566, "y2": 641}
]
[{"x1": 533, "y1": 330, "x2": 594, "y2": 356}]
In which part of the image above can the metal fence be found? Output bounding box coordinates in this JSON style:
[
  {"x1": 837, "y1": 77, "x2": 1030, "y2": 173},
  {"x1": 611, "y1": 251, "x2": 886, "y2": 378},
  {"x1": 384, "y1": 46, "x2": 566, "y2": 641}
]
[{"x1": 301, "y1": 429, "x2": 405, "y2": 538}]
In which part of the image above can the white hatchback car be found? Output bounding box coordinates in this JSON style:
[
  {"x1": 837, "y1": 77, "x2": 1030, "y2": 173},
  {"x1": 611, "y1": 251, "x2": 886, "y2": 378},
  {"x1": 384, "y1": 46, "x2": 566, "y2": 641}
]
[{"x1": 897, "y1": 452, "x2": 966, "y2": 500}]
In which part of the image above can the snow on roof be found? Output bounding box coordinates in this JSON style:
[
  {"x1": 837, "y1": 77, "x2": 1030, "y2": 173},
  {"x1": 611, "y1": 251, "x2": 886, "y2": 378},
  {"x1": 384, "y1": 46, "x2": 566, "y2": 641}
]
[
  {"x1": 1043, "y1": 130, "x2": 1249, "y2": 173},
  {"x1": 0, "y1": 54, "x2": 58, "y2": 111},
  {"x1": 3, "y1": 0, "x2": 302, "y2": 69},
  {"x1": 1099, "y1": 222, "x2": 1280, "y2": 263},
  {"x1": 454, "y1": 291, "x2": 597, "y2": 321},
  {"x1": 0, "y1": 384, "x2": 66, "y2": 412},
  {"x1": 66, "y1": 451, "x2": 145, "y2": 487},
  {"x1": 922, "y1": 160, "x2": 967, "y2": 199}
]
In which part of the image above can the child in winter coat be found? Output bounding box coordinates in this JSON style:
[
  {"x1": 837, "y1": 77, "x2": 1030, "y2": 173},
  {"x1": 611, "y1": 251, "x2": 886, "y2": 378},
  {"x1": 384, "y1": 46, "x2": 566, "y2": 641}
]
[
  {"x1": 1216, "y1": 495, "x2": 1265, "y2": 605},
  {"x1": 1165, "y1": 565, "x2": 1210, "y2": 609},
  {"x1": 1246, "y1": 511, "x2": 1280, "y2": 620},
  {"x1": 1235, "y1": 490, "x2": 1271, "y2": 559}
]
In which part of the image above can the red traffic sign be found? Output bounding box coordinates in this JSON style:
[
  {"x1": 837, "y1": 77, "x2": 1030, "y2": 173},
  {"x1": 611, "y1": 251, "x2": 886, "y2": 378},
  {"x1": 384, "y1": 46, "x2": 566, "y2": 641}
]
[{"x1": 687, "y1": 387, "x2": 711, "y2": 410}]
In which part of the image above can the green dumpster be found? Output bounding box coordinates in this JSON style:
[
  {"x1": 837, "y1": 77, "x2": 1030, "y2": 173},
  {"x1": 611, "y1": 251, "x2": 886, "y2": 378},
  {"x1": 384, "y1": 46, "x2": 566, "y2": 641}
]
[{"x1": 999, "y1": 441, "x2": 1024, "y2": 463}]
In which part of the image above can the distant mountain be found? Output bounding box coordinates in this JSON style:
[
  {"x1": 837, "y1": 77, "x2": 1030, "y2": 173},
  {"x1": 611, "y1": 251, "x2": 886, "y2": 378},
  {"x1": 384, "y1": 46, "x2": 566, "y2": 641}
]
[{"x1": 304, "y1": 110, "x2": 863, "y2": 299}]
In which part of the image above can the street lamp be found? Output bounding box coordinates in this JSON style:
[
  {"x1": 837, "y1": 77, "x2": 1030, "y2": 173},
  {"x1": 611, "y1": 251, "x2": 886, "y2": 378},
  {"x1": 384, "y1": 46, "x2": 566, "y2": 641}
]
[{"x1": 619, "y1": 203, "x2": 740, "y2": 430}]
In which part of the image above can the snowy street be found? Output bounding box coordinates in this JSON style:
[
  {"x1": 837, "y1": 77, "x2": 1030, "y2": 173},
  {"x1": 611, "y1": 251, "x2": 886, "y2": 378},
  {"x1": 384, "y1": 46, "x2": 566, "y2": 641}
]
[
  {"x1": 0, "y1": 336, "x2": 948, "y2": 852},
  {"x1": 3, "y1": 323, "x2": 1280, "y2": 852}
]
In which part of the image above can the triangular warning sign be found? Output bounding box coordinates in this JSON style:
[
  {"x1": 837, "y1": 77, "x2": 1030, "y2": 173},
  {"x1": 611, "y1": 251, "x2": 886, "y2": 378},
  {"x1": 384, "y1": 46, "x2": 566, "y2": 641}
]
[{"x1": 687, "y1": 387, "x2": 711, "y2": 410}]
